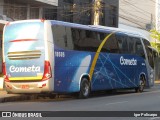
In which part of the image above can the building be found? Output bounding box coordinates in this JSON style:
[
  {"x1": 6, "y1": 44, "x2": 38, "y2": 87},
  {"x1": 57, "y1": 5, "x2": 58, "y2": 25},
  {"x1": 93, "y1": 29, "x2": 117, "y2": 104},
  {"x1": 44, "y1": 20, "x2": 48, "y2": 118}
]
[
  {"x1": 0, "y1": 0, "x2": 58, "y2": 20},
  {"x1": 57, "y1": 0, "x2": 119, "y2": 27},
  {"x1": 119, "y1": 0, "x2": 155, "y2": 30},
  {"x1": 156, "y1": 0, "x2": 160, "y2": 31},
  {"x1": 0, "y1": 0, "x2": 119, "y2": 27},
  {"x1": 118, "y1": 0, "x2": 156, "y2": 43}
]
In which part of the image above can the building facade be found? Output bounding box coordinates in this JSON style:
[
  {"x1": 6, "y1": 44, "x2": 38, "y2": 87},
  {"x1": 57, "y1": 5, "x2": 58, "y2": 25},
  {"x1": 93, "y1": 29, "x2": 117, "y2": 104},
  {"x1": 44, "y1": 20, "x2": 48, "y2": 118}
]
[
  {"x1": 156, "y1": 0, "x2": 160, "y2": 31},
  {"x1": 119, "y1": 0, "x2": 155, "y2": 30},
  {"x1": 0, "y1": 0, "x2": 119, "y2": 27},
  {"x1": 57, "y1": 0, "x2": 119, "y2": 27},
  {"x1": 0, "y1": 0, "x2": 58, "y2": 20}
]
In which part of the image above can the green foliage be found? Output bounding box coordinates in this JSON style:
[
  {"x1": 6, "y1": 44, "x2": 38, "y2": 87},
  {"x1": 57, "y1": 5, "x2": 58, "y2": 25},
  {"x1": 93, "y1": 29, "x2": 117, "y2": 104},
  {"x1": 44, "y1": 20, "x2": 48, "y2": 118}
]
[
  {"x1": 150, "y1": 29, "x2": 160, "y2": 41},
  {"x1": 151, "y1": 42, "x2": 160, "y2": 52},
  {"x1": 150, "y1": 29, "x2": 160, "y2": 53}
]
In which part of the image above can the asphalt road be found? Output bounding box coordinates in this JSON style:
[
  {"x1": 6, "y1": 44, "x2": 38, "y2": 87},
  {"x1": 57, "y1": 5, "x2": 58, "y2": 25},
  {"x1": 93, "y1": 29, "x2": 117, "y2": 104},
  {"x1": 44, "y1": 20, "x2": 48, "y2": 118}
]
[{"x1": 0, "y1": 84, "x2": 160, "y2": 120}]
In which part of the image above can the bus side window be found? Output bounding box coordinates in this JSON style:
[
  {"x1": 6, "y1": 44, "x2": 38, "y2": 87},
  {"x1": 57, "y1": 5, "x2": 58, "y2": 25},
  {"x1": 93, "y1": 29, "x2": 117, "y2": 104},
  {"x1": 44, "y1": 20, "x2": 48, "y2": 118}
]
[
  {"x1": 102, "y1": 33, "x2": 119, "y2": 53},
  {"x1": 65, "y1": 27, "x2": 74, "y2": 50},
  {"x1": 143, "y1": 39, "x2": 154, "y2": 68},
  {"x1": 116, "y1": 34, "x2": 128, "y2": 54},
  {"x1": 72, "y1": 28, "x2": 101, "y2": 52},
  {"x1": 52, "y1": 25, "x2": 65, "y2": 49},
  {"x1": 135, "y1": 39, "x2": 145, "y2": 58},
  {"x1": 128, "y1": 37, "x2": 134, "y2": 54}
]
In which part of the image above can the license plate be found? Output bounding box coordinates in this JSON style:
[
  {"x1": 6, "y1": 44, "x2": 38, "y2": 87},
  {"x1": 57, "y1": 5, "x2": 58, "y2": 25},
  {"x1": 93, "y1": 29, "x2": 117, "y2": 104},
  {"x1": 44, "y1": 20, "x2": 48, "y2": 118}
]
[{"x1": 21, "y1": 85, "x2": 29, "y2": 89}]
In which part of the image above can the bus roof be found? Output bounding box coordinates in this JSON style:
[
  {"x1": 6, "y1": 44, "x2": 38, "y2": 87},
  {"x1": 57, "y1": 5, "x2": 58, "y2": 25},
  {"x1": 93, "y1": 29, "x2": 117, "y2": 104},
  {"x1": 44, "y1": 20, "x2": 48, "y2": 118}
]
[
  {"x1": 6, "y1": 19, "x2": 149, "y2": 41},
  {"x1": 50, "y1": 20, "x2": 149, "y2": 40}
]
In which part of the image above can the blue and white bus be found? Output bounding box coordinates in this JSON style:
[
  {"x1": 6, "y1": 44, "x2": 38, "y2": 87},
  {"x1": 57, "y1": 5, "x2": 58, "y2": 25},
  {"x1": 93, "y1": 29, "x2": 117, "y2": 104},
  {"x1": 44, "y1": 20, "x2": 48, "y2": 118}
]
[{"x1": 3, "y1": 20, "x2": 155, "y2": 98}]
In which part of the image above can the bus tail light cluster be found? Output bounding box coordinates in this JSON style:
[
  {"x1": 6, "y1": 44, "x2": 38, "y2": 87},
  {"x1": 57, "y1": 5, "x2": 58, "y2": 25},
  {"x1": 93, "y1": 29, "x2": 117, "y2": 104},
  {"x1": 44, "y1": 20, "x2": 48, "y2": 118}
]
[
  {"x1": 2, "y1": 62, "x2": 10, "y2": 82},
  {"x1": 42, "y1": 61, "x2": 52, "y2": 81}
]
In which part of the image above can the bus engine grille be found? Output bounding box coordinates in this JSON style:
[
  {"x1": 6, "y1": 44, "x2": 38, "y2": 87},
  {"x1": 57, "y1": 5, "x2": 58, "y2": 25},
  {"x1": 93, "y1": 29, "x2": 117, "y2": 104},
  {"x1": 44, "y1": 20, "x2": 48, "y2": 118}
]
[{"x1": 7, "y1": 50, "x2": 41, "y2": 60}]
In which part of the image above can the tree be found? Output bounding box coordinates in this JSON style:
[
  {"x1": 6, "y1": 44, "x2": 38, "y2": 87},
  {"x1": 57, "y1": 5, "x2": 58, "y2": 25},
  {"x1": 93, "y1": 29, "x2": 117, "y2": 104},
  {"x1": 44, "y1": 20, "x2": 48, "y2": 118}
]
[
  {"x1": 92, "y1": 0, "x2": 103, "y2": 25},
  {"x1": 150, "y1": 29, "x2": 160, "y2": 40},
  {"x1": 150, "y1": 29, "x2": 160, "y2": 52}
]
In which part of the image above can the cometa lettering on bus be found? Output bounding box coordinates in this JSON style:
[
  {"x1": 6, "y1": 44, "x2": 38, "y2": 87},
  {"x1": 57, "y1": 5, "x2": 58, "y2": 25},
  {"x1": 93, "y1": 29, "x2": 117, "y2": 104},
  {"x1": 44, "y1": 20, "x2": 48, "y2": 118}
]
[
  {"x1": 9, "y1": 65, "x2": 40, "y2": 73},
  {"x1": 120, "y1": 56, "x2": 137, "y2": 66}
]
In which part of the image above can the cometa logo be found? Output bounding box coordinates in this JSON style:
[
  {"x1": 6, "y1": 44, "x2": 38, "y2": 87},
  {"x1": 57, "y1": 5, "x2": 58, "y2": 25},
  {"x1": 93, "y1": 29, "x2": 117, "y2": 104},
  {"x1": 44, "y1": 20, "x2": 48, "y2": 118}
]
[
  {"x1": 120, "y1": 56, "x2": 137, "y2": 66},
  {"x1": 9, "y1": 65, "x2": 40, "y2": 73}
]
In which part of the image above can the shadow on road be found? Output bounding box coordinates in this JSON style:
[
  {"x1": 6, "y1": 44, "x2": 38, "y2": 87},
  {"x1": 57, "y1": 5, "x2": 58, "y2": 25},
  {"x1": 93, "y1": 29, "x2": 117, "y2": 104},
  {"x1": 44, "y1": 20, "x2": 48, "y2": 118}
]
[{"x1": 22, "y1": 88, "x2": 152, "y2": 103}]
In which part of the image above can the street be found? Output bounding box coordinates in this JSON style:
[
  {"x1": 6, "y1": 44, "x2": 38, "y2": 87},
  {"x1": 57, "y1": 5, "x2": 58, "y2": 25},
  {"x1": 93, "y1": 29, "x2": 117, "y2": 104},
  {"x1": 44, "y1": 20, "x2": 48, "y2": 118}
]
[{"x1": 0, "y1": 84, "x2": 160, "y2": 120}]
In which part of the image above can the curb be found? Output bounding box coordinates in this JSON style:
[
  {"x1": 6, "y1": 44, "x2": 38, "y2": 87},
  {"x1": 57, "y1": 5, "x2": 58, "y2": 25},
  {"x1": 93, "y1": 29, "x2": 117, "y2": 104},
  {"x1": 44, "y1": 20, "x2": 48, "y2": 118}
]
[
  {"x1": 0, "y1": 94, "x2": 38, "y2": 103},
  {"x1": 0, "y1": 95, "x2": 30, "y2": 103}
]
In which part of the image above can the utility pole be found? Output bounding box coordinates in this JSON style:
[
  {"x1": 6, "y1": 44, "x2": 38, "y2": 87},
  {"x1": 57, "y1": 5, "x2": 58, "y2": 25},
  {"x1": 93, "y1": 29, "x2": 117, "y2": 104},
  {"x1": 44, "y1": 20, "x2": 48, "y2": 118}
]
[{"x1": 92, "y1": 0, "x2": 102, "y2": 25}]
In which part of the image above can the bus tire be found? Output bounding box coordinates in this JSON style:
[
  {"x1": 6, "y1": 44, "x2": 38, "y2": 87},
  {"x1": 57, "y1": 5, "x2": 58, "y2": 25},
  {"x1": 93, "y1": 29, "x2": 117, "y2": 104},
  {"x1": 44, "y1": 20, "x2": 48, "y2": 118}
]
[
  {"x1": 135, "y1": 75, "x2": 146, "y2": 93},
  {"x1": 79, "y1": 78, "x2": 90, "y2": 99}
]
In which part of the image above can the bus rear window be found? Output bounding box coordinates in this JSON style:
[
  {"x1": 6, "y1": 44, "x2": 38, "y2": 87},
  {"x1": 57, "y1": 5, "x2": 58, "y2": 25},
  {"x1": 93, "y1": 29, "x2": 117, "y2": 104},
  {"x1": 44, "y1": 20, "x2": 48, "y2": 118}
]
[{"x1": 4, "y1": 22, "x2": 44, "y2": 43}]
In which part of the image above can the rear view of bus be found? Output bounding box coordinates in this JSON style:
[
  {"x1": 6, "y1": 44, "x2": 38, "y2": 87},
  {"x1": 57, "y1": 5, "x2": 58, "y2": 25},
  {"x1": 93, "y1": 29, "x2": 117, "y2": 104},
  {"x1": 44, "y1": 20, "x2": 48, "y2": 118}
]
[{"x1": 3, "y1": 20, "x2": 53, "y2": 93}]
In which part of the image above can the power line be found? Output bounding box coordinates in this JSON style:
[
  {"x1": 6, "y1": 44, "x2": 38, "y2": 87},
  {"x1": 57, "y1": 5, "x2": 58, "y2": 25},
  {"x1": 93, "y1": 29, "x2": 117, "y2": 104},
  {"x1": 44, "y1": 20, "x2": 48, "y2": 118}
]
[
  {"x1": 119, "y1": 15, "x2": 145, "y2": 28},
  {"x1": 120, "y1": 8, "x2": 151, "y2": 22},
  {"x1": 121, "y1": 0, "x2": 153, "y2": 17}
]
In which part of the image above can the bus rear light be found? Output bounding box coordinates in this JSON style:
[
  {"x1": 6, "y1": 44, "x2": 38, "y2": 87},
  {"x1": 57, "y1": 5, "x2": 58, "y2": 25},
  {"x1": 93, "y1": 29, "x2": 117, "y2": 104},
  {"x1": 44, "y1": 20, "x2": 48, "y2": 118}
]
[
  {"x1": 2, "y1": 62, "x2": 10, "y2": 82},
  {"x1": 41, "y1": 19, "x2": 45, "y2": 22},
  {"x1": 4, "y1": 75, "x2": 9, "y2": 82},
  {"x1": 2, "y1": 62, "x2": 6, "y2": 75},
  {"x1": 42, "y1": 61, "x2": 52, "y2": 81},
  {"x1": 6, "y1": 22, "x2": 10, "y2": 26}
]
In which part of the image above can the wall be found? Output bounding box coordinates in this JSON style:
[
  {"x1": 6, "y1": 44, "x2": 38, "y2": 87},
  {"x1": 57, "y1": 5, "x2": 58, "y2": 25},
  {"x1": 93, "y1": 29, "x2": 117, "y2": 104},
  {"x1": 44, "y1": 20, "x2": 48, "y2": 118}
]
[
  {"x1": 57, "y1": 0, "x2": 119, "y2": 27},
  {"x1": 0, "y1": 0, "x2": 3, "y2": 15},
  {"x1": 119, "y1": 0, "x2": 155, "y2": 30}
]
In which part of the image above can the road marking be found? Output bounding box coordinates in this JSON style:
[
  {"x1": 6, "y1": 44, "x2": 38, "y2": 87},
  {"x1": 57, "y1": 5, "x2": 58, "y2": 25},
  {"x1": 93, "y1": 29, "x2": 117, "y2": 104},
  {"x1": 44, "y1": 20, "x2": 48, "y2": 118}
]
[
  {"x1": 105, "y1": 101, "x2": 128, "y2": 106},
  {"x1": 0, "y1": 102, "x2": 33, "y2": 107}
]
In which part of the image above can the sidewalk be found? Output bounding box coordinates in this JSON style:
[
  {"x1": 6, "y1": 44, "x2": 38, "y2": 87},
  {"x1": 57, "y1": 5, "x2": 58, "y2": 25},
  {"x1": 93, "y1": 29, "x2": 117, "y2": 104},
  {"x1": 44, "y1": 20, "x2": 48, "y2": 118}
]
[{"x1": 0, "y1": 90, "x2": 35, "y2": 103}]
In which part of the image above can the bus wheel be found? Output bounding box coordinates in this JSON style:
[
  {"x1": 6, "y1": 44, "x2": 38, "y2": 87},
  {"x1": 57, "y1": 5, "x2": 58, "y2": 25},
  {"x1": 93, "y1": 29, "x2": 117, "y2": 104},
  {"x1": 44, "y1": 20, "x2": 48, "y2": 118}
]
[
  {"x1": 135, "y1": 75, "x2": 146, "y2": 93},
  {"x1": 79, "y1": 78, "x2": 90, "y2": 99}
]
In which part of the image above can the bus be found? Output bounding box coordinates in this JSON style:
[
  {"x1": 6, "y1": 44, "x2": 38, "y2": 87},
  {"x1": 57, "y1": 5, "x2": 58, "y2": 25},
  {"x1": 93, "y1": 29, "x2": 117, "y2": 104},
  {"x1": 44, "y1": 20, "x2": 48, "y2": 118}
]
[{"x1": 2, "y1": 20, "x2": 155, "y2": 98}]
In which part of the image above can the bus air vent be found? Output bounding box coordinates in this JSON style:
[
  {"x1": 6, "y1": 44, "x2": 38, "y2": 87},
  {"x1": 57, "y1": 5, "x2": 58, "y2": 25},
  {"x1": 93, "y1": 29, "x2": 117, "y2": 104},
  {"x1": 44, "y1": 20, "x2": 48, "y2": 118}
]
[{"x1": 7, "y1": 50, "x2": 41, "y2": 60}]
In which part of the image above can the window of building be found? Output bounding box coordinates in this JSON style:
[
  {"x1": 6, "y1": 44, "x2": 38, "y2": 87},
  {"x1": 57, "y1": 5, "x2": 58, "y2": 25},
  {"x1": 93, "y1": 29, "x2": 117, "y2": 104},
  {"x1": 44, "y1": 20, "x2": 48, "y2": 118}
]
[
  {"x1": 30, "y1": 7, "x2": 39, "y2": 19},
  {"x1": 43, "y1": 8, "x2": 57, "y2": 20},
  {"x1": 108, "y1": 5, "x2": 117, "y2": 27},
  {"x1": 4, "y1": 0, "x2": 27, "y2": 20}
]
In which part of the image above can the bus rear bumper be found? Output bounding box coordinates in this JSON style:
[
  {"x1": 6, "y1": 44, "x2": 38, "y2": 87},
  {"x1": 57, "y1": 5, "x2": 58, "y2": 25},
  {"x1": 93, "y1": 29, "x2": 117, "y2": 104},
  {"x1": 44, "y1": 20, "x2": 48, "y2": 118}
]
[{"x1": 4, "y1": 80, "x2": 53, "y2": 94}]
